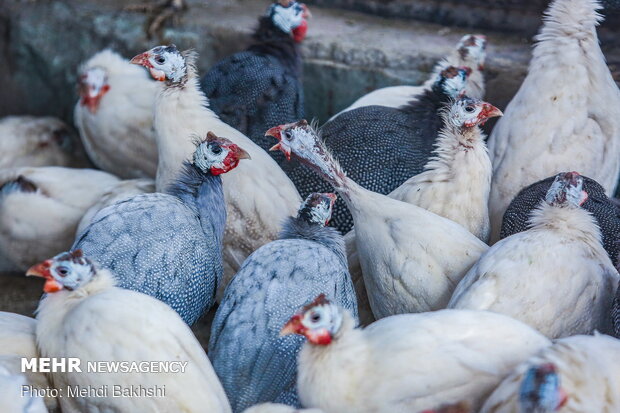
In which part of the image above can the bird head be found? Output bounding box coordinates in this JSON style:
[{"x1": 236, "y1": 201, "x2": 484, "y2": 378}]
[
  {"x1": 457, "y1": 34, "x2": 487, "y2": 71},
  {"x1": 192, "y1": 131, "x2": 251, "y2": 176},
  {"x1": 130, "y1": 45, "x2": 186, "y2": 83},
  {"x1": 434, "y1": 66, "x2": 470, "y2": 99},
  {"x1": 269, "y1": 1, "x2": 311, "y2": 43},
  {"x1": 26, "y1": 250, "x2": 95, "y2": 293},
  {"x1": 544, "y1": 172, "x2": 588, "y2": 207},
  {"x1": 449, "y1": 96, "x2": 502, "y2": 129},
  {"x1": 266, "y1": 119, "x2": 318, "y2": 162},
  {"x1": 297, "y1": 192, "x2": 337, "y2": 226},
  {"x1": 280, "y1": 294, "x2": 342, "y2": 345},
  {"x1": 519, "y1": 364, "x2": 568, "y2": 412},
  {"x1": 78, "y1": 67, "x2": 110, "y2": 114}
]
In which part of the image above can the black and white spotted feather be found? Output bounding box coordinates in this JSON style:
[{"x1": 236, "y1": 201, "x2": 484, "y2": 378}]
[
  {"x1": 209, "y1": 214, "x2": 357, "y2": 412},
  {"x1": 501, "y1": 174, "x2": 620, "y2": 267},
  {"x1": 201, "y1": 16, "x2": 303, "y2": 162},
  {"x1": 73, "y1": 162, "x2": 226, "y2": 326}
]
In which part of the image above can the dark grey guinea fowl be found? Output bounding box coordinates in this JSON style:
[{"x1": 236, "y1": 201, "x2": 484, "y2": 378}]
[
  {"x1": 201, "y1": 1, "x2": 309, "y2": 163},
  {"x1": 73, "y1": 133, "x2": 249, "y2": 326},
  {"x1": 209, "y1": 192, "x2": 358, "y2": 412},
  {"x1": 501, "y1": 174, "x2": 620, "y2": 268},
  {"x1": 282, "y1": 66, "x2": 469, "y2": 233}
]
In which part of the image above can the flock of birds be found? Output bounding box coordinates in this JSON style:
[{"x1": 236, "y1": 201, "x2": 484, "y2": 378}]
[{"x1": 1, "y1": 0, "x2": 620, "y2": 411}]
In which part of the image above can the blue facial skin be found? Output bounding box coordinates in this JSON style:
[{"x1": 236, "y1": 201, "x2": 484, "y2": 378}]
[{"x1": 519, "y1": 365, "x2": 563, "y2": 412}]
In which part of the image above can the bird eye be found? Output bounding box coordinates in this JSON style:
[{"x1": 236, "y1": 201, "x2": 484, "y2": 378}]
[
  {"x1": 465, "y1": 106, "x2": 475, "y2": 113},
  {"x1": 284, "y1": 131, "x2": 292, "y2": 141},
  {"x1": 57, "y1": 266, "x2": 69, "y2": 277},
  {"x1": 310, "y1": 312, "x2": 321, "y2": 322},
  {"x1": 211, "y1": 145, "x2": 222, "y2": 155},
  {"x1": 155, "y1": 56, "x2": 165, "y2": 64}
]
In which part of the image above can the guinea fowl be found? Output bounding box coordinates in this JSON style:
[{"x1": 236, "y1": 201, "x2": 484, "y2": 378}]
[
  {"x1": 449, "y1": 172, "x2": 619, "y2": 339},
  {"x1": 209, "y1": 192, "x2": 357, "y2": 412},
  {"x1": 201, "y1": 0, "x2": 310, "y2": 160},
  {"x1": 74, "y1": 49, "x2": 159, "y2": 179},
  {"x1": 0, "y1": 312, "x2": 57, "y2": 412},
  {"x1": 481, "y1": 334, "x2": 620, "y2": 412},
  {"x1": 27, "y1": 250, "x2": 232, "y2": 413},
  {"x1": 344, "y1": 96, "x2": 501, "y2": 325},
  {"x1": 130, "y1": 45, "x2": 301, "y2": 285},
  {"x1": 487, "y1": 0, "x2": 620, "y2": 242},
  {"x1": 0, "y1": 167, "x2": 120, "y2": 272},
  {"x1": 0, "y1": 115, "x2": 87, "y2": 169},
  {"x1": 281, "y1": 66, "x2": 470, "y2": 233},
  {"x1": 270, "y1": 120, "x2": 487, "y2": 319},
  {"x1": 334, "y1": 34, "x2": 487, "y2": 118},
  {"x1": 281, "y1": 296, "x2": 550, "y2": 413},
  {"x1": 500, "y1": 174, "x2": 620, "y2": 267},
  {"x1": 74, "y1": 133, "x2": 248, "y2": 325}
]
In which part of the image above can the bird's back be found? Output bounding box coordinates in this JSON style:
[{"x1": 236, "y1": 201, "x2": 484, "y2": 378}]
[
  {"x1": 73, "y1": 193, "x2": 221, "y2": 325},
  {"x1": 202, "y1": 51, "x2": 303, "y2": 156},
  {"x1": 210, "y1": 238, "x2": 357, "y2": 412},
  {"x1": 289, "y1": 104, "x2": 440, "y2": 233}
]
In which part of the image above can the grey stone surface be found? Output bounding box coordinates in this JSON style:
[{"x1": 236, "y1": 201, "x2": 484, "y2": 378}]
[{"x1": 0, "y1": 0, "x2": 533, "y2": 125}]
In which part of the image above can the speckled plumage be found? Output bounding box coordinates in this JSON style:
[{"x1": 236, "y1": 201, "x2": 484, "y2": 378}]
[
  {"x1": 201, "y1": 17, "x2": 303, "y2": 163},
  {"x1": 209, "y1": 216, "x2": 358, "y2": 412},
  {"x1": 613, "y1": 285, "x2": 620, "y2": 338},
  {"x1": 73, "y1": 162, "x2": 226, "y2": 325},
  {"x1": 287, "y1": 87, "x2": 448, "y2": 233},
  {"x1": 500, "y1": 175, "x2": 620, "y2": 267}
]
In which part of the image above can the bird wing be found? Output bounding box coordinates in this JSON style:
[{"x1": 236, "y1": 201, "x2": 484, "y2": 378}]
[{"x1": 210, "y1": 239, "x2": 357, "y2": 411}]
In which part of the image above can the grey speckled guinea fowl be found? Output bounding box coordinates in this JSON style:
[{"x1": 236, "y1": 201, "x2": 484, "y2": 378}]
[
  {"x1": 209, "y1": 193, "x2": 358, "y2": 412},
  {"x1": 284, "y1": 66, "x2": 469, "y2": 233},
  {"x1": 201, "y1": 2, "x2": 308, "y2": 164},
  {"x1": 500, "y1": 174, "x2": 620, "y2": 267},
  {"x1": 73, "y1": 134, "x2": 249, "y2": 326}
]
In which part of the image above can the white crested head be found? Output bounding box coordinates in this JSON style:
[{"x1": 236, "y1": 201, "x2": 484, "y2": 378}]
[
  {"x1": 78, "y1": 66, "x2": 110, "y2": 113},
  {"x1": 192, "y1": 131, "x2": 251, "y2": 175},
  {"x1": 26, "y1": 250, "x2": 96, "y2": 293},
  {"x1": 280, "y1": 294, "x2": 343, "y2": 345},
  {"x1": 545, "y1": 172, "x2": 588, "y2": 207},
  {"x1": 447, "y1": 96, "x2": 502, "y2": 129},
  {"x1": 297, "y1": 192, "x2": 337, "y2": 226},
  {"x1": 130, "y1": 45, "x2": 187, "y2": 83},
  {"x1": 433, "y1": 66, "x2": 470, "y2": 99}
]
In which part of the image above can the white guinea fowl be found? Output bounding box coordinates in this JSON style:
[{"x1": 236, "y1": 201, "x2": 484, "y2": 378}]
[
  {"x1": 281, "y1": 295, "x2": 550, "y2": 413},
  {"x1": 449, "y1": 172, "x2": 619, "y2": 339},
  {"x1": 487, "y1": 0, "x2": 620, "y2": 242},
  {"x1": 332, "y1": 34, "x2": 486, "y2": 119},
  {"x1": 269, "y1": 120, "x2": 488, "y2": 319},
  {"x1": 28, "y1": 250, "x2": 232, "y2": 413},
  {"x1": 0, "y1": 167, "x2": 120, "y2": 272},
  {"x1": 0, "y1": 115, "x2": 87, "y2": 169},
  {"x1": 481, "y1": 334, "x2": 620, "y2": 412},
  {"x1": 0, "y1": 312, "x2": 57, "y2": 412},
  {"x1": 130, "y1": 45, "x2": 301, "y2": 289},
  {"x1": 344, "y1": 96, "x2": 500, "y2": 325},
  {"x1": 243, "y1": 403, "x2": 324, "y2": 413},
  {"x1": 74, "y1": 49, "x2": 159, "y2": 179},
  {"x1": 76, "y1": 178, "x2": 155, "y2": 236}
]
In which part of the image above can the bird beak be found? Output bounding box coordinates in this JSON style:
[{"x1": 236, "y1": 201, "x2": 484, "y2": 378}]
[
  {"x1": 26, "y1": 260, "x2": 62, "y2": 293},
  {"x1": 481, "y1": 103, "x2": 503, "y2": 119},
  {"x1": 130, "y1": 52, "x2": 151, "y2": 67},
  {"x1": 267, "y1": 125, "x2": 292, "y2": 161},
  {"x1": 280, "y1": 314, "x2": 302, "y2": 337},
  {"x1": 265, "y1": 125, "x2": 283, "y2": 141},
  {"x1": 234, "y1": 146, "x2": 251, "y2": 160}
]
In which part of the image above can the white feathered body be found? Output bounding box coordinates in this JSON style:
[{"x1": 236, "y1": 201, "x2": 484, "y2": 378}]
[
  {"x1": 74, "y1": 50, "x2": 159, "y2": 179},
  {"x1": 35, "y1": 269, "x2": 231, "y2": 413},
  {"x1": 0, "y1": 312, "x2": 56, "y2": 411},
  {"x1": 298, "y1": 309, "x2": 550, "y2": 413},
  {"x1": 0, "y1": 366, "x2": 48, "y2": 413},
  {"x1": 153, "y1": 65, "x2": 301, "y2": 283},
  {"x1": 449, "y1": 204, "x2": 619, "y2": 338},
  {"x1": 0, "y1": 167, "x2": 119, "y2": 271},
  {"x1": 487, "y1": 0, "x2": 620, "y2": 241},
  {"x1": 481, "y1": 334, "x2": 620, "y2": 412},
  {"x1": 345, "y1": 184, "x2": 488, "y2": 318},
  {"x1": 0, "y1": 115, "x2": 85, "y2": 169}
]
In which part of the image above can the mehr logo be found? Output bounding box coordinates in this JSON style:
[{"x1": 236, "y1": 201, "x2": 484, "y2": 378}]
[{"x1": 21, "y1": 358, "x2": 189, "y2": 373}]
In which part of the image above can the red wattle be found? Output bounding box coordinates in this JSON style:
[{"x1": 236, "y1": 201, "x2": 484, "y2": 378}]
[{"x1": 292, "y1": 20, "x2": 308, "y2": 43}]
